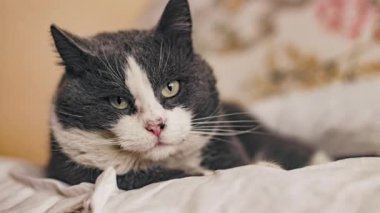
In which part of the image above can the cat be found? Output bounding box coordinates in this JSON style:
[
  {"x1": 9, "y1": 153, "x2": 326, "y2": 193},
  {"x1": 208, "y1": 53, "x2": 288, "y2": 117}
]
[{"x1": 47, "y1": 0, "x2": 329, "y2": 190}]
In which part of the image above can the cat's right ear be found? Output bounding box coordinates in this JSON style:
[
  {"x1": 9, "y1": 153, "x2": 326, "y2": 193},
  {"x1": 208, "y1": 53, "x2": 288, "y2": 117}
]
[
  {"x1": 155, "y1": 0, "x2": 192, "y2": 50},
  {"x1": 50, "y1": 24, "x2": 91, "y2": 74}
]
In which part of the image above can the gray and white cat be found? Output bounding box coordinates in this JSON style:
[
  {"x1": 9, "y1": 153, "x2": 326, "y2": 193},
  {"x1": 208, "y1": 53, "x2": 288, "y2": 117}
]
[{"x1": 48, "y1": 0, "x2": 328, "y2": 190}]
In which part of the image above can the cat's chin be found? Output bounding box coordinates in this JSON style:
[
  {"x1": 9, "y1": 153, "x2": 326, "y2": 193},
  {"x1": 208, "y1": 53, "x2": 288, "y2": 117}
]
[{"x1": 141, "y1": 143, "x2": 179, "y2": 161}]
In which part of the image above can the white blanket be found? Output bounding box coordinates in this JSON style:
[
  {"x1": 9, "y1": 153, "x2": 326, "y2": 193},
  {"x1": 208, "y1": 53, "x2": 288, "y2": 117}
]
[
  {"x1": 1, "y1": 158, "x2": 380, "y2": 213},
  {"x1": 251, "y1": 77, "x2": 380, "y2": 157}
]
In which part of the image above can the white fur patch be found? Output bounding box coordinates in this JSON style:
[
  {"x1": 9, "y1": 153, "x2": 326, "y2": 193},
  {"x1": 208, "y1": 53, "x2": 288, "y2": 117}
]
[
  {"x1": 255, "y1": 161, "x2": 283, "y2": 169},
  {"x1": 125, "y1": 57, "x2": 165, "y2": 122},
  {"x1": 50, "y1": 111, "x2": 150, "y2": 174},
  {"x1": 310, "y1": 151, "x2": 331, "y2": 165}
]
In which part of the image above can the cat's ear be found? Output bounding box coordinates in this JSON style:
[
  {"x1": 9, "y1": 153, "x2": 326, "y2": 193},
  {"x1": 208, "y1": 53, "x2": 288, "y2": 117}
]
[
  {"x1": 155, "y1": 0, "x2": 192, "y2": 49},
  {"x1": 50, "y1": 24, "x2": 91, "y2": 73}
]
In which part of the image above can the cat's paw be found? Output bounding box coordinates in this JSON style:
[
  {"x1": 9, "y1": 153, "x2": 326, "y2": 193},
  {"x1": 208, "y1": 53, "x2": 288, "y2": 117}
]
[
  {"x1": 184, "y1": 167, "x2": 215, "y2": 176},
  {"x1": 201, "y1": 170, "x2": 215, "y2": 176},
  {"x1": 310, "y1": 151, "x2": 331, "y2": 165},
  {"x1": 255, "y1": 161, "x2": 283, "y2": 169}
]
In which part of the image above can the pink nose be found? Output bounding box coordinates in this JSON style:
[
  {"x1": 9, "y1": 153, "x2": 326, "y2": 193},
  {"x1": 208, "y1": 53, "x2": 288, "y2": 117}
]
[{"x1": 145, "y1": 122, "x2": 166, "y2": 137}]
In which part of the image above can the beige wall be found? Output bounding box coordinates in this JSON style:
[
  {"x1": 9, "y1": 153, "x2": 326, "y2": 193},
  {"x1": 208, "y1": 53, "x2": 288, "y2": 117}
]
[{"x1": 0, "y1": 0, "x2": 149, "y2": 166}]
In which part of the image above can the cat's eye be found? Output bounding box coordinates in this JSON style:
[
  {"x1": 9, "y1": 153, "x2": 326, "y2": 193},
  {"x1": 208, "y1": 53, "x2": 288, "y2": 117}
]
[
  {"x1": 162, "y1": 80, "x2": 180, "y2": 98},
  {"x1": 109, "y1": 97, "x2": 128, "y2": 109}
]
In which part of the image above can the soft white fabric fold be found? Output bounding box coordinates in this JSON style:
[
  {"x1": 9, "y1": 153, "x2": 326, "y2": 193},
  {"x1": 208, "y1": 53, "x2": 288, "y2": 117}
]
[{"x1": 0, "y1": 158, "x2": 380, "y2": 213}]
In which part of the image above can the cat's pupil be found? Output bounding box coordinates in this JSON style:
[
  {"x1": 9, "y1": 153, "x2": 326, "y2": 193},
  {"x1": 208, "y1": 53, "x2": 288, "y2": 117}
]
[
  {"x1": 117, "y1": 97, "x2": 122, "y2": 104},
  {"x1": 167, "y1": 83, "x2": 173, "y2": 91}
]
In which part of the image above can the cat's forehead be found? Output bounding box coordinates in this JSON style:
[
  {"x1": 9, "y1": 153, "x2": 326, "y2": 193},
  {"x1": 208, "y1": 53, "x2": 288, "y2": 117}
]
[
  {"x1": 89, "y1": 30, "x2": 156, "y2": 55},
  {"x1": 85, "y1": 31, "x2": 190, "y2": 81}
]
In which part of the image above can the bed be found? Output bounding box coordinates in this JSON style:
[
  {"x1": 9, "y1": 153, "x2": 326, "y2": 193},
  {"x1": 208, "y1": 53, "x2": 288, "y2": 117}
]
[{"x1": 1, "y1": 157, "x2": 380, "y2": 213}]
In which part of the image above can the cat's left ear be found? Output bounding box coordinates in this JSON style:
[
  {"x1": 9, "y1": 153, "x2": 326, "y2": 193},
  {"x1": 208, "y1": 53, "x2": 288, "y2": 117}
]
[
  {"x1": 50, "y1": 24, "x2": 93, "y2": 75},
  {"x1": 155, "y1": 0, "x2": 192, "y2": 49}
]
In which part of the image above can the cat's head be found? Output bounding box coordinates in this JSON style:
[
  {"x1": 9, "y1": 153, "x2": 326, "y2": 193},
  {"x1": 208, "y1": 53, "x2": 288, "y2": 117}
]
[{"x1": 50, "y1": 0, "x2": 219, "y2": 169}]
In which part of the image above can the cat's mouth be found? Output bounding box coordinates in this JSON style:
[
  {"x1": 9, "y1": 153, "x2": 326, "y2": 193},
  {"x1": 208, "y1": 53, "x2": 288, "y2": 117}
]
[
  {"x1": 100, "y1": 129, "x2": 174, "y2": 148},
  {"x1": 154, "y1": 141, "x2": 169, "y2": 147}
]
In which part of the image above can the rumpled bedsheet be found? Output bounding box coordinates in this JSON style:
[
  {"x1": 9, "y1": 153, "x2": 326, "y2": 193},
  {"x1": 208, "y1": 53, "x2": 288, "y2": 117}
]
[{"x1": 1, "y1": 157, "x2": 379, "y2": 213}]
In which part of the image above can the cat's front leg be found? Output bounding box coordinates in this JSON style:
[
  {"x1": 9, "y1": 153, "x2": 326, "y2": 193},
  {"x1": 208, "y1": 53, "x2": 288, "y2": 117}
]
[{"x1": 116, "y1": 167, "x2": 191, "y2": 190}]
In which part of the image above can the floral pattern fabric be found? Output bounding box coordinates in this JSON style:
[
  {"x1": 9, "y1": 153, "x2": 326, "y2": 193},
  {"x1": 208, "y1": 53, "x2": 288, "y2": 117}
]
[{"x1": 143, "y1": 0, "x2": 380, "y2": 102}]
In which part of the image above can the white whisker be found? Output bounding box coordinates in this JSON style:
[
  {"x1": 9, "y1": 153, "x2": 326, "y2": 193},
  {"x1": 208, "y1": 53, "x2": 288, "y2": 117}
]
[
  {"x1": 192, "y1": 124, "x2": 256, "y2": 128},
  {"x1": 191, "y1": 105, "x2": 221, "y2": 120},
  {"x1": 56, "y1": 110, "x2": 83, "y2": 118},
  {"x1": 190, "y1": 127, "x2": 260, "y2": 136},
  {"x1": 162, "y1": 43, "x2": 171, "y2": 72},
  {"x1": 192, "y1": 128, "x2": 239, "y2": 132},
  {"x1": 191, "y1": 112, "x2": 253, "y2": 122},
  {"x1": 158, "y1": 40, "x2": 163, "y2": 71},
  {"x1": 209, "y1": 136, "x2": 235, "y2": 144},
  {"x1": 193, "y1": 120, "x2": 258, "y2": 125}
]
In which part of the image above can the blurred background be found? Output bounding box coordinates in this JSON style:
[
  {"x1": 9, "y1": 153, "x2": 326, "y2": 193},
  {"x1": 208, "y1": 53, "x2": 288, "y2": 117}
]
[{"x1": 1, "y1": 0, "x2": 380, "y2": 166}]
